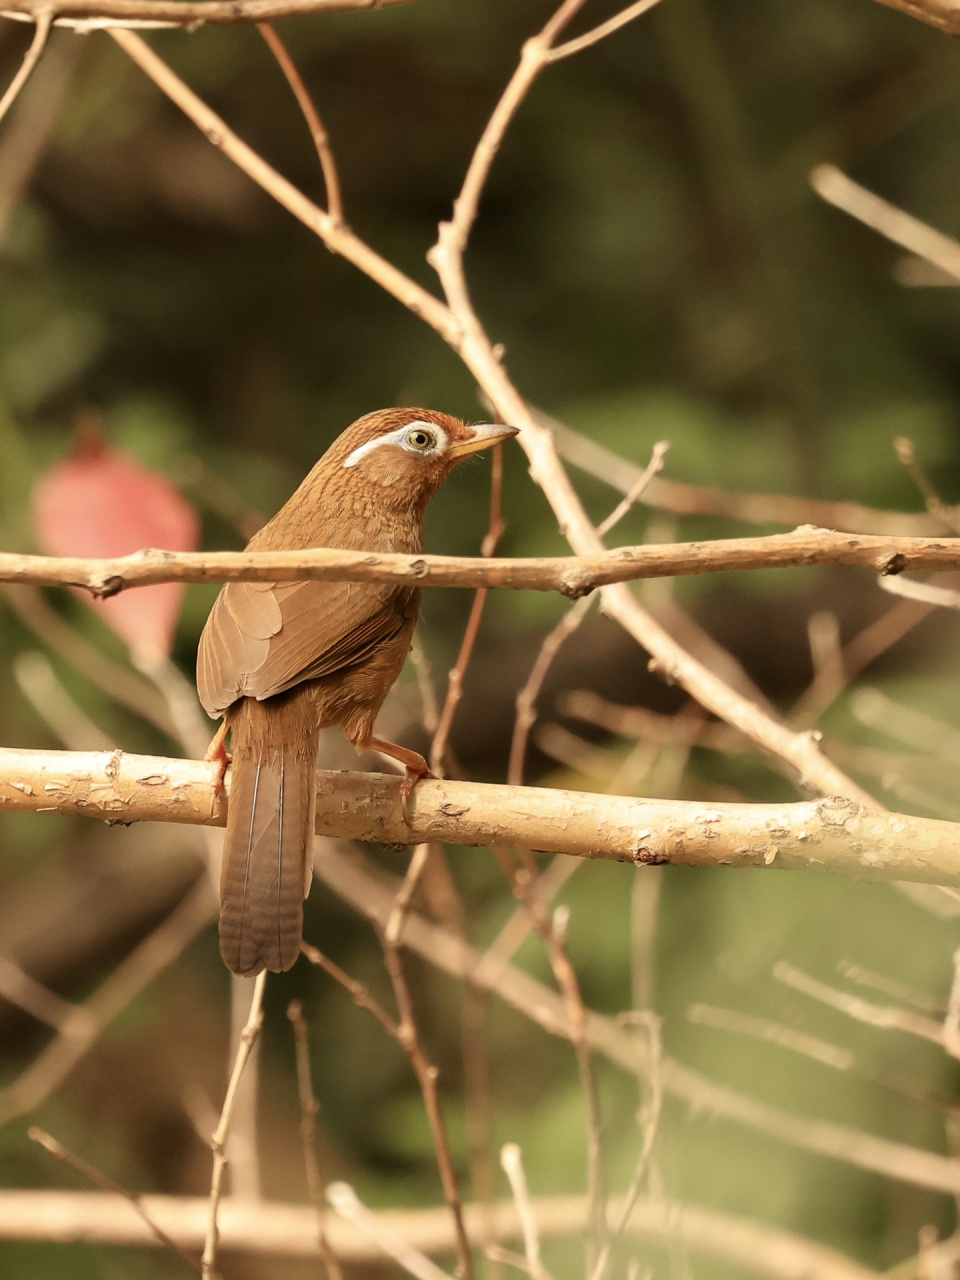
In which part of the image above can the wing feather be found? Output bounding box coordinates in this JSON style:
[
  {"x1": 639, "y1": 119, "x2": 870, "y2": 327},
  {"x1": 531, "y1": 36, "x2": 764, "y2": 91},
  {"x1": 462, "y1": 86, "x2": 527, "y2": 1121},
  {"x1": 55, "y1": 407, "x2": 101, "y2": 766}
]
[{"x1": 197, "y1": 575, "x2": 419, "y2": 718}]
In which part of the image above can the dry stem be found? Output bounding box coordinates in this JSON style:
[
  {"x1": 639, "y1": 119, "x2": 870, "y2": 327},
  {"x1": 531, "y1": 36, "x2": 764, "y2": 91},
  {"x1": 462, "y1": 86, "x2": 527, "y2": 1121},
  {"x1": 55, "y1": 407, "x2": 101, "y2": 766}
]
[
  {"x1": 7, "y1": 747, "x2": 960, "y2": 884},
  {"x1": 202, "y1": 969, "x2": 267, "y2": 1279},
  {"x1": 0, "y1": 1187, "x2": 884, "y2": 1278},
  {"x1": 1, "y1": 0, "x2": 410, "y2": 28},
  {"x1": 287, "y1": 999, "x2": 344, "y2": 1279},
  {"x1": 5, "y1": 529, "x2": 960, "y2": 595},
  {"x1": 257, "y1": 22, "x2": 343, "y2": 223},
  {"x1": 0, "y1": 9, "x2": 50, "y2": 124},
  {"x1": 28, "y1": 1127, "x2": 202, "y2": 1273}
]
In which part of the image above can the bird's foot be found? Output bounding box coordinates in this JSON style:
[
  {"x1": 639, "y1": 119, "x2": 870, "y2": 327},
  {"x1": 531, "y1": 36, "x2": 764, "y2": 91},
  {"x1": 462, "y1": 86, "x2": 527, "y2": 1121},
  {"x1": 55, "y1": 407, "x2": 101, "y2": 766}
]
[
  {"x1": 204, "y1": 721, "x2": 232, "y2": 798},
  {"x1": 399, "y1": 759, "x2": 435, "y2": 824}
]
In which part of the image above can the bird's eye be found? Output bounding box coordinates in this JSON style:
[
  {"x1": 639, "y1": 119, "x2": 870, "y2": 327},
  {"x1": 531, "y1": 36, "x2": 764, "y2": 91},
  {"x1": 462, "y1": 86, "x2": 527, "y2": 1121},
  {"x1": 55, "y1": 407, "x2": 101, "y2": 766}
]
[{"x1": 405, "y1": 427, "x2": 436, "y2": 451}]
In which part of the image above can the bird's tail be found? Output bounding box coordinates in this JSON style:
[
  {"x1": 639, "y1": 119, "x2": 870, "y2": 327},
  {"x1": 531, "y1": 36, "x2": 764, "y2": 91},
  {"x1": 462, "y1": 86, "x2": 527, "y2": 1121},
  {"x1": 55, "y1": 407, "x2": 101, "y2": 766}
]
[{"x1": 220, "y1": 687, "x2": 317, "y2": 976}]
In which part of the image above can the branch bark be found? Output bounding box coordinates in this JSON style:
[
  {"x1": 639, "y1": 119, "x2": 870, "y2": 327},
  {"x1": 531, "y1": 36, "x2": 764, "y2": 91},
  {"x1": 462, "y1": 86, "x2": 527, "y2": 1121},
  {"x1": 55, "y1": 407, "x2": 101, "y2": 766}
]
[
  {"x1": 0, "y1": 1190, "x2": 881, "y2": 1280},
  {"x1": 1, "y1": 0, "x2": 411, "y2": 28},
  {"x1": 0, "y1": 528, "x2": 957, "y2": 596},
  {"x1": 3, "y1": 747, "x2": 960, "y2": 886}
]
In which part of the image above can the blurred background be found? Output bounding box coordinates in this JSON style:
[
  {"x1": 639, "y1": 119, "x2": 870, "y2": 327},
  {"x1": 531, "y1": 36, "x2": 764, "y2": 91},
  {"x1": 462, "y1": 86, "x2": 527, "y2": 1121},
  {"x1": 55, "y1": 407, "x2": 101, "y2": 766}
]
[{"x1": 3, "y1": 0, "x2": 960, "y2": 1274}]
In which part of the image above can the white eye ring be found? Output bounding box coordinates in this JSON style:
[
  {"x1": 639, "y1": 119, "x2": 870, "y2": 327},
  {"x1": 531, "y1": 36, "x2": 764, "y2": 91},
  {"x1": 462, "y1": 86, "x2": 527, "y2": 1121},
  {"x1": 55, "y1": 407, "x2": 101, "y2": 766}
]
[{"x1": 343, "y1": 420, "x2": 448, "y2": 468}]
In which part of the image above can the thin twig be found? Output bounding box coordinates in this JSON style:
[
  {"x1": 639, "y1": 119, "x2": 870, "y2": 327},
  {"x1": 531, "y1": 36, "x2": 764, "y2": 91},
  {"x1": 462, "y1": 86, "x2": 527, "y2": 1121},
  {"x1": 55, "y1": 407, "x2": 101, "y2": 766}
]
[
  {"x1": 811, "y1": 163, "x2": 960, "y2": 283},
  {"x1": 314, "y1": 840, "x2": 960, "y2": 1198},
  {"x1": 326, "y1": 1182, "x2": 453, "y2": 1280},
  {"x1": 545, "y1": 411, "x2": 946, "y2": 536},
  {"x1": 894, "y1": 436, "x2": 960, "y2": 534},
  {"x1": 202, "y1": 969, "x2": 267, "y2": 1280},
  {"x1": 774, "y1": 962, "x2": 945, "y2": 1046},
  {"x1": 546, "y1": 0, "x2": 663, "y2": 62},
  {"x1": 0, "y1": 10, "x2": 51, "y2": 127},
  {"x1": 257, "y1": 22, "x2": 343, "y2": 223},
  {"x1": 594, "y1": 440, "x2": 670, "y2": 538},
  {"x1": 0, "y1": 877, "x2": 214, "y2": 1127},
  {"x1": 429, "y1": 441, "x2": 506, "y2": 776},
  {"x1": 587, "y1": 1013, "x2": 663, "y2": 1280},
  {"x1": 28, "y1": 1127, "x2": 202, "y2": 1272},
  {"x1": 379, "y1": 849, "x2": 476, "y2": 1279},
  {"x1": 287, "y1": 1000, "x2": 344, "y2": 1279},
  {"x1": 500, "y1": 1144, "x2": 553, "y2": 1280}
]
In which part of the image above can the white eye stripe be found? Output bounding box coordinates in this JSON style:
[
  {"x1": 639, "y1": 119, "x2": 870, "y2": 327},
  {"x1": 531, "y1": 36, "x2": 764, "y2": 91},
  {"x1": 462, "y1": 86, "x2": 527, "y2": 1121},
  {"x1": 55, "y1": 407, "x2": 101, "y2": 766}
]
[{"x1": 342, "y1": 421, "x2": 448, "y2": 469}]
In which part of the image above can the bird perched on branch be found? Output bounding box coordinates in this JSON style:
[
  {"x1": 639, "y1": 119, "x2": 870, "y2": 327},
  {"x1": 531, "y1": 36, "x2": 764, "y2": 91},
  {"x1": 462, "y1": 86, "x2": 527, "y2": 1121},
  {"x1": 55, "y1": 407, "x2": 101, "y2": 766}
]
[{"x1": 197, "y1": 408, "x2": 517, "y2": 977}]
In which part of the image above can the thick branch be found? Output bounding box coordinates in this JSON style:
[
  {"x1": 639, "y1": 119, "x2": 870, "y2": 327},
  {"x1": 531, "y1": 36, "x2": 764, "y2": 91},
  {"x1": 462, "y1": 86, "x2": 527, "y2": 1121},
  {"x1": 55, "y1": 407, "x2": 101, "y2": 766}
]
[
  {"x1": 3, "y1": 747, "x2": 960, "y2": 886},
  {"x1": 0, "y1": 1191, "x2": 881, "y2": 1279},
  {"x1": 0, "y1": 528, "x2": 957, "y2": 597},
  {"x1": 1, "y1": 0, "x2": 410, "y2": 28}
]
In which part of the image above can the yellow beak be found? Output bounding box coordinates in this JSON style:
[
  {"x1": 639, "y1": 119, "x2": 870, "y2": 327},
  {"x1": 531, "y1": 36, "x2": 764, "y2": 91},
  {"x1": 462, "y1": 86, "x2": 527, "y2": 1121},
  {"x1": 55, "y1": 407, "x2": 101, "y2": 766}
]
[{"x1": 447, "y1": 422, "x2": 519, "y2": 458}]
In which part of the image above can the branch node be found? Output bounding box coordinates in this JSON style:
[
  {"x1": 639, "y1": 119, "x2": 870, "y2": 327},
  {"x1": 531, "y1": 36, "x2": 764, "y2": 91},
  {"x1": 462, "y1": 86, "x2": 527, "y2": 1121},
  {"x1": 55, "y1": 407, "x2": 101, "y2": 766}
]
[{"x1": 879, "y1": 551, "x2": 908, "y2": 575}]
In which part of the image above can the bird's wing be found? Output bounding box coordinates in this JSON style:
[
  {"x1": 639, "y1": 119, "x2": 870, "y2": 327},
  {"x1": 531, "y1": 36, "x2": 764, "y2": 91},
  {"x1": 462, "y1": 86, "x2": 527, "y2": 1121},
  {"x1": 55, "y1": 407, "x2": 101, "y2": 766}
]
[{"x1": 197, "y1": 578, "x2": 418, "y2": 717}]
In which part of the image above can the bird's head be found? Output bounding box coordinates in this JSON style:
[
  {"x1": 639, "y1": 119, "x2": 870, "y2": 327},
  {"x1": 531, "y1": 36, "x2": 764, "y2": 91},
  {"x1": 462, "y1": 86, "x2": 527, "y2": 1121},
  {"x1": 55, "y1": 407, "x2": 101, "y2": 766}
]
[{"x1": 326, "y1": 408, "x2": 518, "y2": 506}]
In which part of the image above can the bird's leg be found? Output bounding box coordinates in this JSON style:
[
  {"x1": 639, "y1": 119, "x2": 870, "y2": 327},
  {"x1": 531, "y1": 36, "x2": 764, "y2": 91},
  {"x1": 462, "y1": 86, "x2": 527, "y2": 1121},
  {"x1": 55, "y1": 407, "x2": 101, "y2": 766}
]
[
  {"x1": 203, "y1": 719, "x2": 231, "y2": 797},
  {"x1": 363, "y1": 736, "x2": 434, "y2": 822}
]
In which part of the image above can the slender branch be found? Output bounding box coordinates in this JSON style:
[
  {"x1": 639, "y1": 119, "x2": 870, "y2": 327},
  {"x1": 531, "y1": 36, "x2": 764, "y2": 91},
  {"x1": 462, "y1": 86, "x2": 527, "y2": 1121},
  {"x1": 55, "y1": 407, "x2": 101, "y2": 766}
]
[
  {"x1": 28, "y1": 1128, "x2": 202, "y2": 1273},
  {"x1": 315, "y1": 842, "x2": 960, "y2": 1197},
  {"x1": 429, "y1": 441, "x2": 506, "y2": 775},
  {"x1": 108, "y1": 28, "x2": 457, "y2": 341},
  {"x1": 500, "y1": 1145, "x2": 552, "y2": 1280},
  {"x1": 0, "y1": 877, "x2": 214, "y2": 1127},
  {"x1": 327, "y1": 1182, "x2": 454, "y2": 1279},
  {"x1": 287, "y1": 1000, "x2": 344, "y2": 1280},
  {"x1": 379, "y1": 847, "x2": 476, "y2": 1279},
  {"x1": 1, "y1": 0, "x2": 412, "y2": 28},
  {"x1": 202, "y1": 970, "x2": 267, "y2": 1279},
  {"x1": 547, "y1": 413, "x2": 949, "y2": 536},
  {"x1": 0, "y1": 9, "x2": 51, "y2": 125},
  {"x1": 812, "y1": 164, "x2": 960, "y2": 282},
  {"x1": 3, "y1": 528, "x2": 960, "y2": 596},
  {"x1": 257, "y1": 22, "x2": 343, "y2": 224},
  {"x1": 547, "y1": 0, "x2": 662, "y2": 61}
]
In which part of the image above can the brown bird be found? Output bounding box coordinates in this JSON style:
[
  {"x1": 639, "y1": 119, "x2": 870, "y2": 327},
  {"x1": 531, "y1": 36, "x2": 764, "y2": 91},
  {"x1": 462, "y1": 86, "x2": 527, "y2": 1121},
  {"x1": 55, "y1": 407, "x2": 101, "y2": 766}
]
[{"x1": 197, "y1": 408, "x2": 517, "y2": 977}]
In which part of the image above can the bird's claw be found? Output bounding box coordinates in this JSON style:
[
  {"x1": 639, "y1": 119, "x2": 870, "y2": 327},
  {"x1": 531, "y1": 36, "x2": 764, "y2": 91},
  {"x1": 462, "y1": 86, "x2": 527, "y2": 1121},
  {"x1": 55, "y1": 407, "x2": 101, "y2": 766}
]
[
  {"x1": 204, "y1": 722, "x2": 232, "y2": 798},
  {"x1": 399, "y1": 763, "x2": 434, "y2": 825}
]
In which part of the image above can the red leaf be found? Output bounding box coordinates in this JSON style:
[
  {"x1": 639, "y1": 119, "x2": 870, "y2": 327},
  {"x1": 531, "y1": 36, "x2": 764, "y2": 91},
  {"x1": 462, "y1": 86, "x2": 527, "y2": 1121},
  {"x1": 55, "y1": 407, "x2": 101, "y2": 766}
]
[{"x1": 33, "y1": 421, "x2": 200, "y2": 660}]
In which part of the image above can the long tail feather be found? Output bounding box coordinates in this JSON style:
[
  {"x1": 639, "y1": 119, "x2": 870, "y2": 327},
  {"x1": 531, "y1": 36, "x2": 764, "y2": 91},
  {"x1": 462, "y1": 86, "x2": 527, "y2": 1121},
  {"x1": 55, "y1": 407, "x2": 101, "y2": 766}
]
[{"x1": 220, "y1": 688, "x2": 317, "y2": 975}]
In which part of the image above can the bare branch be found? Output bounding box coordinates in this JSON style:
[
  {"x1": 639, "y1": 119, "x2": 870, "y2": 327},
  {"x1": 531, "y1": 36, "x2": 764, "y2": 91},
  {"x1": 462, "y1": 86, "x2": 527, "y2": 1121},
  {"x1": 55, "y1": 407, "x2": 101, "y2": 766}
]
[
  {"x1": 108, "y1": 28, "x2": 456, "y2": 338},
  {"x1": 1, "y1": 0, "x2": 411, "y2": 29},
  {"x1": 257, "y1": 22, "x2": 343, "y2": 224},
  {"x1": 7, "y1": 747, "x2": 960, "y2": 884},
  {"x1": 866, "y1": 0, "x2": 960, "y2": 38},
  {"x1": 0, "y1": 10, "x2": 51, "y2": 125},
  {"x1": 547, "y1": 413, "x2": 949, "y2": 536},
  {"x1": 327, "y1": 1182, "x2": 454, "y2": 1279},
  {"x1": 547, "y1": 0, "x2": 662, "y2": 62},
  {"x1": 4, "y1": 528, "x2": 960, "y2": 597},
  {"x1": 28, "y1": 1128, "x2": 202, "y2": 1273},
  {"x1": 202, "y1": 970, "x2": 267, "y2": 1279},
  {"x1": 0, "y1": 1188, "x2": 884, "y2": 1279},
  {"x1": 287, "y1": 999, "x2": 344, "y2": 1279},
  {"x1": 812, "y1": 164, "x2": 960, "y2": 283}
]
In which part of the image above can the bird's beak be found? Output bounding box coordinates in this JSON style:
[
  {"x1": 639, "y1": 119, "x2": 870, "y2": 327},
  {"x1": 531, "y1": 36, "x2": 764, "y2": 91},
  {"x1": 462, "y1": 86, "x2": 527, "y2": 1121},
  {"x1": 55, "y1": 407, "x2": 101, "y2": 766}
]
[{"x1": 447, "y1": 422, "x2": 519, "y2": 458}]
